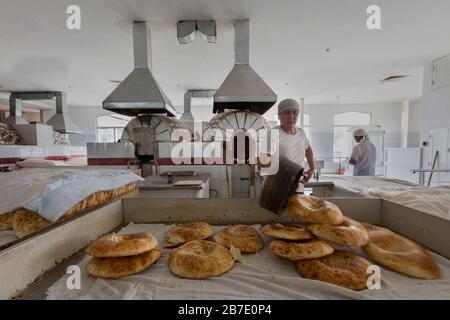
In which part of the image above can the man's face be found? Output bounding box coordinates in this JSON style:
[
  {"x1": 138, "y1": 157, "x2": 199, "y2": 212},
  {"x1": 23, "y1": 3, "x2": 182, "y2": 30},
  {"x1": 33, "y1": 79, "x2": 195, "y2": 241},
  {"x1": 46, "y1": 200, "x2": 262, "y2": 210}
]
[{"x1": 279, "y1": 109, "x2": 299, "y2": 128}]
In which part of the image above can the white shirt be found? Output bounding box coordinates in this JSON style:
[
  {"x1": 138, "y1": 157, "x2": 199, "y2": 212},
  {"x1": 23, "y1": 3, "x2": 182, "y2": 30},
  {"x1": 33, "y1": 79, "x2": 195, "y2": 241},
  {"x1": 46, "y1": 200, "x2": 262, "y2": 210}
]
[
  {"x1": 261, "y1": 126, "x2": 310, "y2": 193},
  {"x1": 351, "y1": 140, "x2": 376, "y2": 176},
  {"x1": 276, "y1": 126, "x2": 310, "y2": 167},
  {"x1": 262, "y1": 126, "x2": 310, "y2": 167}
]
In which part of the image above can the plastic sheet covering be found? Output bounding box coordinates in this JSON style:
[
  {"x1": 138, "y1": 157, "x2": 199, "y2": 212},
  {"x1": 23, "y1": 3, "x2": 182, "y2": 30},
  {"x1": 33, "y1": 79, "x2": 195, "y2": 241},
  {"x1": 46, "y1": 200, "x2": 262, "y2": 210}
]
[
  {"x1": 0, "y1": 168, "x2": 143, "y2": 222},
  {"x1": 47, "y1": 223, "x2": 450, "y2": 300},
  {"x1": 363, "y1": 186, "x2": 450, "y2": 220},
  {"x1": 323, "y1": 176, "x2": 450, "y2": 220},
  {"x1": 322, "y1": 175, "x2": 417, "y2": 194}
]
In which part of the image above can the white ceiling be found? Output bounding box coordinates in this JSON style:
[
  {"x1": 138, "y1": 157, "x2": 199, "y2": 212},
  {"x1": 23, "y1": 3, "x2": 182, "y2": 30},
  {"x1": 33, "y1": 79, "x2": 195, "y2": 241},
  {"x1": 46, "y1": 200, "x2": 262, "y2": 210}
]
[{"x1": 1, "y1": 0, "x2": 450, "y2": 118}]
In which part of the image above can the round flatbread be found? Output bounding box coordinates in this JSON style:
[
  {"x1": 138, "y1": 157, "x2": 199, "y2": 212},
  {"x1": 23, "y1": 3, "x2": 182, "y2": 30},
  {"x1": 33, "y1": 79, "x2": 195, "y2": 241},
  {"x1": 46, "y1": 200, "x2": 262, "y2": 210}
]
[
  {"x1": 86, "y1": 247, "x2": 162, "y2": 279},
  {"x1": 86, "y1": 232, "x2": 158, "y2": 257}
]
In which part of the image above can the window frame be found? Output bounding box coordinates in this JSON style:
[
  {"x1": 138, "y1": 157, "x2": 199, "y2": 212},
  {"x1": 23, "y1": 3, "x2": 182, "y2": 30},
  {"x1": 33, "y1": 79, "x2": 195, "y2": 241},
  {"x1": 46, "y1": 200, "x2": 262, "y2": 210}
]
[
  {"x1": 96, "y1": 114, "x2": 131, "y2": 143},
  {"x1": 302, "y1": 113, "x2": 311, "y2": 141}
]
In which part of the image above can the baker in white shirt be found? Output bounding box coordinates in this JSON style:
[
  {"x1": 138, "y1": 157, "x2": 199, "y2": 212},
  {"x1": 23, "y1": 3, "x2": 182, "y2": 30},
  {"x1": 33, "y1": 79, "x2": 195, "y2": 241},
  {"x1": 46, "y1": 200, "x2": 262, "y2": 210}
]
[
  {"x1": 260, "y1": 98, "x2": 315, "y2": 186},
  {"x1": 349, "y1": 128, "x2": 376, "y2": 176}
]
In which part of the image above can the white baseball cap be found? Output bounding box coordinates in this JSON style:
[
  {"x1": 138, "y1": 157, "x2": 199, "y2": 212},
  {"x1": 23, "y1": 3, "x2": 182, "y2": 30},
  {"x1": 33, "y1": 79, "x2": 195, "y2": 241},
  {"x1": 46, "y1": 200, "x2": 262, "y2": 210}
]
[
  {"x1": 353, "y1": 128, "x2": 368, "y2": 137},
  {"x1": 278, "y1": 98, "x2": 300, "y2": 114}
]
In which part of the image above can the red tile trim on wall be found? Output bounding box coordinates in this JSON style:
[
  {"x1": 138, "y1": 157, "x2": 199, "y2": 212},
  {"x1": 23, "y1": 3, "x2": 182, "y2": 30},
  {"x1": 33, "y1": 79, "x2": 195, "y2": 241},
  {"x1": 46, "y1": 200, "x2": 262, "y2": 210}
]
[
  {"x1": 0, "y1": 155, "x2": 85, "y2": 165},
  {"x1": 87, "y1": 158, "x2": 134, "y2": 166},
  {"x1": 0, "y1": 157, "x2": 23, "y2": 165},
  {"x1": 44, "y1": 156, "x2": 70, "y2": 161}
]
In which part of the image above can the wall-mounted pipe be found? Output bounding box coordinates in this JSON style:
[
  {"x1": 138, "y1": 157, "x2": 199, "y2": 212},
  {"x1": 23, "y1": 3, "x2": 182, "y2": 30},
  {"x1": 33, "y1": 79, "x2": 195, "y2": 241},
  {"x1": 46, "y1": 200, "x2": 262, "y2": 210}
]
[
  {"x1": 46, "y1": 92, "x2": 83, "y2": 134},
  {"x1": 1, "y1": 91, "x2": 82, "y2": 134},
  {"x1": 234, "y1": 20, "x2": 249, "y2": 64},
  {"x1": 3, "y1": 91, "x2": 56, "y2": 125},
  {"x1": 180, "y1": 89, "x2": 216, "y2": 138},
  {"x1": 2, "y1": 94, "x2": 28, "y2": 124},
  {"x1": 181, "y1": 89, "x2": 216, "y2": 123}
]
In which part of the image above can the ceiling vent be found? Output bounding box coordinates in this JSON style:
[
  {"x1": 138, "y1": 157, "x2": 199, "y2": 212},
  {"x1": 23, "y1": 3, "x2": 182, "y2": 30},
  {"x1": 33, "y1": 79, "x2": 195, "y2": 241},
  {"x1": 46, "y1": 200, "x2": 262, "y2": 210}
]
[
  {"x1": 177, "y1": 20, "x2": 217, "y2": 44},
  {"x1": 380, "y1": 75, "x2": 410, "y2": 84}
]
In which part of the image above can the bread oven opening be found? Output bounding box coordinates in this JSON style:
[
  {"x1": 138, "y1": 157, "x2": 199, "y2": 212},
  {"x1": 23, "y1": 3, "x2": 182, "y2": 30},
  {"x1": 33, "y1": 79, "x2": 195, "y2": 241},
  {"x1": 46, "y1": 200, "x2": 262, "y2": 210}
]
[{"x1": 230, "y1": 129, "x2": 255, "y2": 164}]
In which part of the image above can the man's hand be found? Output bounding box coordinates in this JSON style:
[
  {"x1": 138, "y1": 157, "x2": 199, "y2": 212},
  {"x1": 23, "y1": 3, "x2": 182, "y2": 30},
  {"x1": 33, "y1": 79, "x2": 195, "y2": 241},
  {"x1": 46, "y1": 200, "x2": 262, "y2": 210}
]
[
  {"x1": 302, "y1": 169, "x2": 315, "y2": 183},
  {"x1": 258, "y1": 153, "x2": 272, "y2": 169},
  {"x1": 304, "y1": 147, "x2": 315, "y2": 183}
]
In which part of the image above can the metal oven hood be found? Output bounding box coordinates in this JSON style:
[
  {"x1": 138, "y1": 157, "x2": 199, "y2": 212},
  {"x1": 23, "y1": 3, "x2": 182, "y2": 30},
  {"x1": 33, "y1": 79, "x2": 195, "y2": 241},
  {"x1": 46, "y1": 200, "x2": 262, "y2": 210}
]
[
  {"x1": 46, "y1": 92, "x2": 83, "y2": 134},
  {"x1": 4, "y1": 91, "x2": 82, "y2": 134},
  {"x1": 103, "y1": 21, "x2": 176, "y2": 117},
  {"x1": 213, "y1": 20, "x2": 277, "y2": 115}
]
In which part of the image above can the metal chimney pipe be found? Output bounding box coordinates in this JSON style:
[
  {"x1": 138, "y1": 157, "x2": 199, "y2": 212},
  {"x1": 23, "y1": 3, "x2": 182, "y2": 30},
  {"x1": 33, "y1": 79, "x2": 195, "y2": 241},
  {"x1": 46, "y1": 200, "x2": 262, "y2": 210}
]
[
  {"x1": 55, "y1": 92, "x2": 67, "y2": 113},
  {"x1": 181, "y1": 89, "x2": 216, "y2": 123},
  {"x1": 183, "y1": 91, "x2": 194, "y2": 122},
  {"x1": 3, "y1": 95, "x2": 28, "y2": 124},
  {"x1": 47, "y1": 92, "x2": 83, "y2": 134},
  {"x1": 133, "y1": 21, "x2": 151, "y2": 70},
  {"x1": 235, "y1": 20, "x2": 249, "y2": 64},
  {"x1": 4, "y1": 92, "x2": 55, "y2": 125}
]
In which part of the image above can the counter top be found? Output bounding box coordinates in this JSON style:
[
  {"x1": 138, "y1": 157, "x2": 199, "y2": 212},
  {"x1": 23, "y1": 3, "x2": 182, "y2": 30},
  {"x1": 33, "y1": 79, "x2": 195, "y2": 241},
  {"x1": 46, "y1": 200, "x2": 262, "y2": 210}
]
[
  {"x1": 304, "y1": 179, "x2": 335, "y2": 187},
  {"x1": 137, "y1": 173, "x2": 211, "y2": 190}
]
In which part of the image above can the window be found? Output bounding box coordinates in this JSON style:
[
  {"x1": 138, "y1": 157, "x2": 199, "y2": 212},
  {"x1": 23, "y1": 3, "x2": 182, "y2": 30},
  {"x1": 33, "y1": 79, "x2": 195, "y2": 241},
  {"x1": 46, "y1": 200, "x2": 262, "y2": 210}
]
[
  {"x1": 96, "y1": 114, "x2": 132, "y2": 142},
  {"x1": 333, "y1": 112, "x2": 371, "y2": 162},
  {"x1": 302, "y1": 114, "x2": 311, "y2": 141},
  {"x1": 97, "y1": 127, "x2": 125, "y2": 143}
]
